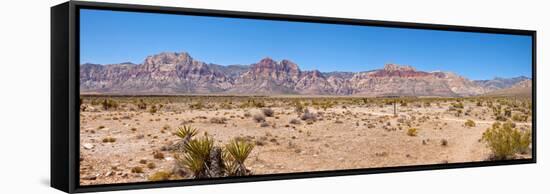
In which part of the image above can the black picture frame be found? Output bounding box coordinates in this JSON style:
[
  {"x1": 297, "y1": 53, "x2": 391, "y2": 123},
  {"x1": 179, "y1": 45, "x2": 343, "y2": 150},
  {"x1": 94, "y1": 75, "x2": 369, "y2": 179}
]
[{"x1": 51, "y1": 1, "x2": 537, "y2": 193}]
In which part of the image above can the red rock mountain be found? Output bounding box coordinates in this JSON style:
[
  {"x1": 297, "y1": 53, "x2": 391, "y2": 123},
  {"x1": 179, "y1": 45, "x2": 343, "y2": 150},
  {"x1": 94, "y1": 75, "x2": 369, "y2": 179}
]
[{"x1": 80, "y1": 51, "x2": 526, "y2": 96}]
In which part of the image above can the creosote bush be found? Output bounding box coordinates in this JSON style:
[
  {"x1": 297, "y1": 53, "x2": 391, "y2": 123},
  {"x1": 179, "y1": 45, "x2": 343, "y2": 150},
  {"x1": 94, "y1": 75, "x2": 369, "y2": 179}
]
[
  {"x1": 407, "y1": 128, "x2": 418, "y2": 136},
  {"x1": 102, "y1": 137, "x2": 116, "y2": 143},
  {"x1": 210, "y1": 117, "x2": 227, "y2": 124},
  {"x1": 136, "y1": 99, "x2": 147, "y2": 110},
  {"x1": 482, "y1": 122, "x2": 531, "y2": 160},
  {"x1": 440, "y1": 139, "x2": 448, "y2": 146},
  {"x1": 149, "y1": 105, "x2": 158, "y2": 114},
  {"x1": 465, "y1": 119, "x2": 476, "y2": 127},
  {"x1": 512, "y1": 114, "x2": 528, "y2": 122},
  {"x1": 148, "y1": 171, "x2": 172, "y2": 181},
  {"x1": 293, "y1": 101, "x2": 305, "y2": 114},
  {"x1": 131, "y1": 166, "x2": 143, "y2": 173},
  {"x1": 300, "y1": 109, "x2": 317, "y2": 122},
  {"x1": 101, "y1": 99, "x2": 118, "y2": 110},
  {"x1": 189, "y1": 101, "x2": 204, "y2": 109}
]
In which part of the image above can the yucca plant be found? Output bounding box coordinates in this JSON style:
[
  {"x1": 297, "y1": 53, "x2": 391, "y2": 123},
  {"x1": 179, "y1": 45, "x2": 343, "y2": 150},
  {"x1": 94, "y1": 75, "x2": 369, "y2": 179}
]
[
  {"x1": 222, "y1": 150, "x2": 239, "y2": 176},
  {"x1": 225, "y1": 139, "x2": 254, "y2": 176},
  {"x1": 176, "y1": 125, "x2": 198, "y2": 140},
  {"x1": 170, "y1": 126, "x2": 199, "y2": 153},
  {"x1": 177, "y1": 136, "x2": 214, "y2": 178}
]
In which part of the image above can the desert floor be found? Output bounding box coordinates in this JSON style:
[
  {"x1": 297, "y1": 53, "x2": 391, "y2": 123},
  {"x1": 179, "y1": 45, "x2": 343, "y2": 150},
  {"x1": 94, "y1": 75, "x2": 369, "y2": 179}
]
[{"x1": 78, "y1": 96, "x2": 532, "y2": 185}]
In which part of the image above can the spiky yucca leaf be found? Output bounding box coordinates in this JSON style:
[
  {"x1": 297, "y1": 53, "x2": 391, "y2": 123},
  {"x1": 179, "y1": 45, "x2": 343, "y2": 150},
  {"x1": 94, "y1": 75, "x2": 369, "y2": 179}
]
[
  {"x1": 222, "y1": 150, "x2": 239, "y2": 176},
  {"x1": 176, "y1": 136, "x2": 214, "y2": 178},
  {"x1": 225, "y1": 139, "x2": 254, "y2": 164},
  {"x1": 176, "y1": 153, "x2": 206, "y2": 177},
  {"x1": 176, "y1": 125, "x2": 198, "y2": 139},
  {"x1": 184, "y1": 136, "x2": 214, "y2": 161}
]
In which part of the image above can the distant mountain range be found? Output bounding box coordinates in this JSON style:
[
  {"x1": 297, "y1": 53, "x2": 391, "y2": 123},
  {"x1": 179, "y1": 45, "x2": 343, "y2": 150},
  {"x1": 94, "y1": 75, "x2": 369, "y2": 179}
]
[{"x1": 80, "y1": 52, "x2": 532, "y2": 97}]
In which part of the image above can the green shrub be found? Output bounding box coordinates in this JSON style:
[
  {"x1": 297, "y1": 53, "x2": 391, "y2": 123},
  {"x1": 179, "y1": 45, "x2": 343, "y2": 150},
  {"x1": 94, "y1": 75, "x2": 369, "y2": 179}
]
[
  {"x1": 153, "y1": 151, "x2": 164, "y2": 159},
  {"x1": 210, "y1": 117, "x2": 227, "y2": 124},
  {"x1": 512, "y1": 114, "x2": 528, "y2": 122},
  {"x1": 189, "y1": 101, "x2": 204, "y2": 109},
  {"x1": 136, "y1": 99, "x2": 147, "y2": 110},
  {"x1": 465, "y1": 119, "x2": 476, "y2": 127},
  {"x1": 451, "y1": 102, "x2": 464, "y2": 109},
  {"x1": 293, "y1": 101, "x2": 305, "y2": 114},
  {"x1": 102, "y1": 137, "x2": 116, "y2": 143},
  {"x1": 504, "y1": 109, "x2": 512, "y2": 117},
  {"x1": 482, "y1": 122, "x2": 532, "y2": 160},
  {"x1": 476, "y1": 101, "x2": 483, "y2": 106},
  {"x1": 423, "y1": 101, "x2": 431, "y2": 107},
  {"x1": 495, "y1": 115, "x2": 507, "y2": 122},
  {"x1": 149, "y1": 105, "x2": 158, "y2": 114},
  {"x1": 300, "y1": 109, "x2": 317, "y2": 122},
  {"x1": 131, "y1": 166, "x2": 143, "y2": 173},
  {"x1": 407, "y1": 128, "x2": 418, "y2": 136},
  {"x1": 148, "y1": 171, "x2": 171, "y2": 181},
  {"x1": 101, "y1": 99, "x2": 118, "y2": 110}
]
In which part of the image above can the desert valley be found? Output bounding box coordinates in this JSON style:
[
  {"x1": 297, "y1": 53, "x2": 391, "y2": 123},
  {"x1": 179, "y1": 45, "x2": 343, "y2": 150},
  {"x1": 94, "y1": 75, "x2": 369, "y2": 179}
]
[{"x1": 78, "y1": 52, "x2": 533, "y2": 185}]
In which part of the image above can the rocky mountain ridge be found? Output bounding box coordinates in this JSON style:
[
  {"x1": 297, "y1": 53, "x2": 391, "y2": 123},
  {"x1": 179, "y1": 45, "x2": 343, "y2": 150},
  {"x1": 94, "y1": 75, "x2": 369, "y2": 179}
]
[{"x1": 80, "y1": 52, "x2": 531, "y2": 97}]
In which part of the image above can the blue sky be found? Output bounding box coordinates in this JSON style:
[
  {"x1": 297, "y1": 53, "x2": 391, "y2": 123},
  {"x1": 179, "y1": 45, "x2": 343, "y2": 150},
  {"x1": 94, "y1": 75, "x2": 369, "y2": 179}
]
[{"x1": 80, "y1": 9, "x2": 532, "y2": 80}]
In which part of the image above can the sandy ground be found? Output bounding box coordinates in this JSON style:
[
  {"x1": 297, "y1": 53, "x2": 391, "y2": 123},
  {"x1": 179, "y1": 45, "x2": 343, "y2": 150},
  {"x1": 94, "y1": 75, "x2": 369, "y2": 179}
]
[{"x1": 78, "y1": 97, "x2": 532, "y2": 185}]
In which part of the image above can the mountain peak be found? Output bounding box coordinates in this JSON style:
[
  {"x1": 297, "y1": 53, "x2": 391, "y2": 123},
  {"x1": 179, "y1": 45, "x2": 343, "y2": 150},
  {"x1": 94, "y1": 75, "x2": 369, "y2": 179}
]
[
  {"x1": 253, "y1": 58, "x2": 300, "y2": 72},
  {"x1": 144, "y1": 51, "x2": 192, "y2": 66},
  {"x1": 259, "y1": 57, "x2": 276, "y2": 64},
  {"x1": 383, "y1": 64, "x2": 416, "y2": 72}
]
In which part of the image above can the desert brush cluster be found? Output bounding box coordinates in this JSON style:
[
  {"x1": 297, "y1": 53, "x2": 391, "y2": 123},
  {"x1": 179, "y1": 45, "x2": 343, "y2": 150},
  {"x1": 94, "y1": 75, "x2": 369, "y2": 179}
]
[{"x1": 79, "y1": 95, "x2": 532, "y2": 185}]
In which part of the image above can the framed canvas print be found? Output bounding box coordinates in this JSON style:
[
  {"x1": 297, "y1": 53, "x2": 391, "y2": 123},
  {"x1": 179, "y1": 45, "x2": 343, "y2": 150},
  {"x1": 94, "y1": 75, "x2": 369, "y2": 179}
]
[{"x1": 51, "y1": 1, "x2": 536, "y2": 193}]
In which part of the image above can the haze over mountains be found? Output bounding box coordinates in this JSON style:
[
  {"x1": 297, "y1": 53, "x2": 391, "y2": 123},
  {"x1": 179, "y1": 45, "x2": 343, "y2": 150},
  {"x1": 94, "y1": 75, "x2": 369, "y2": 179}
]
[{"x1": 80, "y1": 52, "x2": 532, "y2": 97}]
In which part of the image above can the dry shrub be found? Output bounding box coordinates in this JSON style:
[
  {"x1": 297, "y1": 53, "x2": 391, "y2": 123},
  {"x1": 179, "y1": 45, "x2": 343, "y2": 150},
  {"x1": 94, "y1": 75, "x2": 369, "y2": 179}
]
[
  {"x1": 148, "y1": 171, "x2": 171, "y2": 181},
  {"x1": 289, "y1": 119, "x2": 301, "y2": 125},
  {"x1": 482, "y1": 122, "x2": 531, "y2": 160},
  {"x1": 253, "y1": 114, "x2": 265, "y2": 123},
  {"x1": 210, "y1": 117, "x2": 227, "y2": 124},
  {"x1": 131, "y1": 166, "x2": 143, "y2": 173},
  {"x1": 440, "y1": 139, "x2": 448, "y2": 146},
  {"x1": 102, "y1": 137, "x2": 116, "y2": 143},
  {"x1": 101, "y1": 99, "x2": 118, "y2": 110},
  {"x1": 262, "y1": 108, "x2": 275, "y2": 117},
  {"x1": 407, "y1": 128, "x2": 418, "y2": 136},
  {"x1": 465, "y1": 119, "x2": 476, "y2": 127},
  {"x1": 300, "y1": 109, "x2": 317, "y2": 122}
]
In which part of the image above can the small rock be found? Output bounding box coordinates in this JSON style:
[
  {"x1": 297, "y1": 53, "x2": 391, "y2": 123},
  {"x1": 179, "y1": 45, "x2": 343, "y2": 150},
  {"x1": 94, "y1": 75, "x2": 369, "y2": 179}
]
[
  {"x1": 105, "y1": 171, "x2": 113, "y2": 177},
  {"x1": 82, "y1": 143, "x2": 94, "y2": 150},
  {"x1": 82, "y1": 175, "x2": 97, "y2": 180}
]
